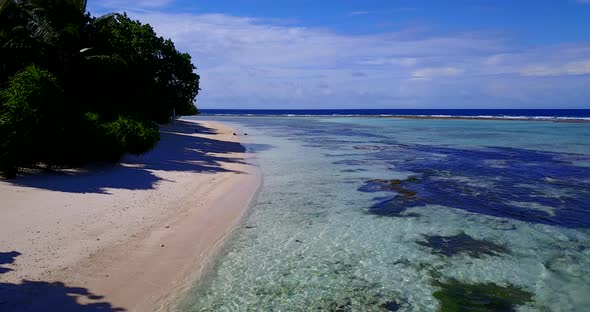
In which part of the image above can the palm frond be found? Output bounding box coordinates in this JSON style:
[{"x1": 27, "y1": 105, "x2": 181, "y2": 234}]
[{"x1": 0, "y1": 0, "x2": 12, "y2": 15}]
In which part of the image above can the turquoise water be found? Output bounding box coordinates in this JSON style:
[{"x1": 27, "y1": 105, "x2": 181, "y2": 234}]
[{"x1": 182, "y1": 117, "x2": 590, "y2": 311}]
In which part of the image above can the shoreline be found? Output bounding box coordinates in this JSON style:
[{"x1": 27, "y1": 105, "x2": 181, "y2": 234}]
[{"x1": 0, "y1": 120, "x2": 260, "y2": 311}]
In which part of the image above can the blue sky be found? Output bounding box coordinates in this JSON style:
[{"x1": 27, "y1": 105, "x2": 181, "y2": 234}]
[{"x1": 88, "y1": 1, "x2": 590, "y2": 109}]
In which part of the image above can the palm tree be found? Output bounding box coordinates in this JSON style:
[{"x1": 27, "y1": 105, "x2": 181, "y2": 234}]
[{"x1": 0, "y1": 0, "x2": 89, "y2": 83}]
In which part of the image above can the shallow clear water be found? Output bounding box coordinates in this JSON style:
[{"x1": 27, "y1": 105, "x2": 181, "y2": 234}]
[{"x1": 181, "y1": 117, "x2": 590, "y2": 311}]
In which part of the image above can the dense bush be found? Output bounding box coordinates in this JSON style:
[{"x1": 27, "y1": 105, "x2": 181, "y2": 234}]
[
  {"x1": 0, "y1": 65, "x2": 64, "y2": 177},
  {"x1": 75, "y1": 113, "x2": 160, "y2": 162},
  {"x1": 0, "y1": 1, "x2": 200, "y2": 177},
  {"x1": 104, "y1": 117, "x2": 160, "y2": 156}
]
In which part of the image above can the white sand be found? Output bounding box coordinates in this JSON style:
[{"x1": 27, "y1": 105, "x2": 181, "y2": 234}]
[{"x1": 0, "y1": 120, "x2": 260, "y2": 311}]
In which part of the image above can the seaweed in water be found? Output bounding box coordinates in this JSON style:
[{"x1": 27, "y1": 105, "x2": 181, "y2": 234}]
[
  {"x1": 432, "y1": 279, "x2": 533, "y2": 312},
  {"x1": 417, "y1": 233, "x2": 509, "y2": 258}
]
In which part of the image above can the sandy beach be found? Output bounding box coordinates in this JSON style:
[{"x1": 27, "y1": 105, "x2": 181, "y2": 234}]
[{"x1": 0, "y1": 120, "x2": 260, "y2": 312}]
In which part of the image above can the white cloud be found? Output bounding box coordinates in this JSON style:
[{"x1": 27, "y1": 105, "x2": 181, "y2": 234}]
[
  {"x1": 360, "y1": 57, "x2": 418, "y2": 67},
  {"x1": 520, "y1": 59, "x2": 590, "y2": 76},
  {"x1": 349, "y1": 11, "x2": 370, "y2": 16},
  {"x1": 412, "y1": 67, "x2": 464, "y2": 79},
  {"x1": 89, "y1": 0, "x2": 174, "y2": 12},
  {"x1": 119, "y1": 11, "x2": 590, "y2": 109}
]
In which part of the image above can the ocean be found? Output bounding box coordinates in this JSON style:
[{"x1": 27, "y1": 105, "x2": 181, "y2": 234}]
[
  {"x1": 181, "y1": 114, "x2": 590, "y2": 311},
  {"x1": 199, "y1": 109, "x2": 590, "y2": 121}
]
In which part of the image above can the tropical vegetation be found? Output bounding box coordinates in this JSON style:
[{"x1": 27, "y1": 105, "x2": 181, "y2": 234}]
[{"x1": 0, "y1": 0, "x2": 200, "y2": 178}]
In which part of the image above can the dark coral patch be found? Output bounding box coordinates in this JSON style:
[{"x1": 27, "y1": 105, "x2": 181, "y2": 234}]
[
  {"x1": 381, "y1": 300, "x2": 402, "y2": 311},
  {"x1": 391, "y1": 146, "x2": 590, "y2": 228},
  {"x1": 417, "y1": 233, "x2": 509, "y2": 258},
  {"x1": 359, "y1": 176, "x2": 421, "y2": 196},
  {"x1": 433, "y1": 279, "x2": 533, "y2": 312},
  {"x1": 359, "y1": 177, "x2": 425, "y2": 217},
  {"x1": 357, "y1": 144, "x2": 590, "y2": 228}
]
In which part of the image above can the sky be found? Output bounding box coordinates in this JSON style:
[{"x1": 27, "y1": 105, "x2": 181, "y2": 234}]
[{"x1": 88, "y1": 0, "x2": 590, "y2": 109}]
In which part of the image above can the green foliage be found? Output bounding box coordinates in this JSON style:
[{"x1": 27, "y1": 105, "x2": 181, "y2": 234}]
[
  {"x1": 104, "y1": 117, "x2": 159, "y2": 155},
  {"x1": 76, "y1": 112, "x2": 125, "y2": 162},
  {"x1": 73, "y1": 113, "x2": 159, "y2": 162},
  {"x1": 82, "y1": 13, "x2": 200, "y2": 122},
  {"x1": 0, "y1": 1, "x2": 200, "y2": 177},
  {"x1": 0, "y1": 65, "x2": 64, "y2": 177},
  {"x1": 0, "y1": 0, "x2": 91, "y2": 86}
]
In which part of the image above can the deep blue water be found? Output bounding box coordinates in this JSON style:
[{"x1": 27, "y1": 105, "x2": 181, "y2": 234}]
[{"x1": 199, "y1": 109, "x2": 590, "y2": 120}]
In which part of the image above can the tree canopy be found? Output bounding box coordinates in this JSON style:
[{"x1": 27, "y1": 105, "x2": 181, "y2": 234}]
[{"x1": 0, "y1": 0, "x2": 200, "y2": 177}]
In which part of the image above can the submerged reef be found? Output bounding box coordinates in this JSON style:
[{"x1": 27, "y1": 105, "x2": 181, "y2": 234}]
[
  {"x1": 358, "y1": 177, "x2": 424, "y2": 217},
  {"x1": 432, "y1": 279, "x2": 533, "y2": 312},
  {"x1": 417, "y1": 233, "x2": 509, "y2": 258},
  {"x1": 360, "y1": 177, "x2": 420, "y2": 196},
  {"x1": 356, "y1": 145, "x2": 590, "y2": 228}
]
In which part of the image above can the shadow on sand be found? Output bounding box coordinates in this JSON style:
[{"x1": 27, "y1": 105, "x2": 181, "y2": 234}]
[
  {"x1": 0, "y1": 251, "x2": 21, "y2": 274},
  {"x1": 0, "y1": 121, "x2": 271, "y2": 310},
  {"x1": 6, "y1": 121, "x2": 272, "y2": 194},
  {"x1": 0, "y1": 252, "x2": 124, "y2": 312}
]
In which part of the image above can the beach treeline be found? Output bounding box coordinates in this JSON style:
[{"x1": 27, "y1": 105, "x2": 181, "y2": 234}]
[{"x1": 0, "y1": 0, "x2": 200, "y2": 178}]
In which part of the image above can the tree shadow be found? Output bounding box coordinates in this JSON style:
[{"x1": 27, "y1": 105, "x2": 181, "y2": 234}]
[
  {"x1": 0, "y1": 251, "x2": 21, "y2": 274},
  {"x1": 5, "y1": 122, "x2": 272, "y2": 194},
  {"x1": 168, "y1": 120, "x2": 219, "y2": 136},
  {"x1": 0, "y1": 281, "x2": 126, "y2": 312},
  {"x1": 4, "y1": 165, "x2": 166, "y2": 195},
  {"x1": 0, "y1": 252, "x2": 125, "y2": 311}
]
